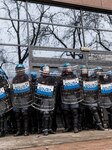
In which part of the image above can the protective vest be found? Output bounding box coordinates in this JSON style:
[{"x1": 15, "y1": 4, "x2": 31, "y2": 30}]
[
  {"x1": 60, "y1": 73, "x2": 82, "y2": 105},
  {"x1": 98, "y1": 75, "x2": 112, "y2": 108},
  {"x1": 0, "y1": 77, "x2": 12, "y2": 115},
  {"x1": 12, "y1": 74, "x2": 32, "y2": 109},
  {"x1": 34, "y1": 75, "x2": 56, "y2": 111},
  {"x1": 82, "y1": 75, "x2": 99, "y2": 106}
]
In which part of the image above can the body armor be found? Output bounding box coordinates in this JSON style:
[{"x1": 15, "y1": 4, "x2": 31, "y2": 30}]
[
  {"x1": 12, "y1": 64, "x2": 32, "y2": 136},
  {"x1": 12, "y1": 74, "x2": 33, "y2": 109},
  {"x1": 33, "y1": 74, "x2": 56, "y2": 135},
  {"x1": 60, "y1": 73, "x2": 82, "y2": 105},
  {"x1": 33, "y1": 75, "x2": 56, "y2": 112},
  {"x1": 0, "y1": 76, "x2": 11, "y2": 115},
  {"x1": 80, "y1": 71, "x2": 104, "y2": 130},
  {"x1": 82, "y1": 75, "x2": 99, "y2": 107},
  {"x1": 60, "y1": 71, "x2": 81, "y2": 133},
  {"x1": 0, "y1": 75, "x2": 12, "y2": 137},
  {"x1": 98, "y1": 75, "x2": 112, "y2": 109}
]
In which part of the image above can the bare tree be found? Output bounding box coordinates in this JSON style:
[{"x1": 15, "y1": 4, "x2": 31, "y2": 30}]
[
  {"x1": 45, "y1": 9, "x2": 112, "y2": 59},
  {"x1": 2, "y1": 0, "x2": 52, "y2": 63},
  {"x1": 1, "y1": 0, "x2": 112, "y2": 63}
]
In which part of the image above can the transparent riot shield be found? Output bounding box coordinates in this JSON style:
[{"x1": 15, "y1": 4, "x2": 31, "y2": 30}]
[
  {"x1": 0, "y1": 63, "x2": 13, "y2": 115},
  {"x1": 98, "y1": 72, "x2": 112, "y2": 108},
  {"x1": 10, "y1": 66, "x2": 34, "y2": 109},
  {"x1": 80, "y1": 67, "x2": 99, "y2": 106},
  {"x1": 0, "y1": 88, "x2": 12, "y2": 115},
  {"x1": 59, "y1": 65, "x2": 83, "y2": 104},
  {"x1": 32, "y1": 81, "x2": 55, "y2": 112}
]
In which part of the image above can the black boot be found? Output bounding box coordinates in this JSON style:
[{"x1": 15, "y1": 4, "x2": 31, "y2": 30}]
[
  {"x1": 48, "y1": 129, "x2": 55, "y2": 134},
  {"x1": 37, "y1": 129, "x2": 42, "y2": 134},
  {"x1": 93, "y1": 111, "x2": 104, "y2": 131},
  {"x1": 43, "y1": 129, "x2": 48, "y2": 136},
  {"x1": 0, "y1": 131, "x2": 5, "y2": 137},
  {"x1": 31, "y1": 127, "x2": 35, "y2": 134},
  {"x1": 48, "y1": 112, "x2": 55, "y2": 134},
  {"x1": 78, "y1": 112, "x2": 83, "y2": 131},
  {"x1": 29, "y1": 108, "x2": 36, "y2": 134},
  {"x1": 0, "y1": 115, "x2": 5, "y2": 137},
  {"x1": 15, "y1": 112, "x2": 22, "y2": 136},
  {"x1": 63, "y1": 110, "x2": 71, "y2": 132},
  {"x1": 15, "y1": 130, "x2": 22, "y2": 136},
  {"x1": 37, "y1": 111, "x2": 42, "y2": 134},
  {"x1": 23, "y1": 111, "x2": 29, "y2": 136},
  {"x1": 74, "y1": 127, "x2": 79, "y2": 133},
  {"x1": 64, "y1": 128, "x2": 71, "y2": 132},
  {"x1": 15, "y1": 120, "x2": 22, "y2": 136},
  {"x1": 97, "y1": 123, "x2": 105, "y2": 130},
  {"x1": 109, "y1": 114, "x2": 112, "y2": 129},
  {"x1": 72, "y1": 109, "x2": 79, "y2": 133},
  {"x1": 42, "y1": 112, "x2": 49, "y2": 136},
  {"x1": 24, "y1": 131, "x2": 29, "y2": 136}
]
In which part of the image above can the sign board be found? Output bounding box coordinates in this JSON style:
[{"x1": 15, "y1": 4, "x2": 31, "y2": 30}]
[
  {"x1": 17, "y1": 0, "x2": 112, "y2": 14},
  {"x1": 29, "y1": 46, "x2": 112, "y2": 70},
  {"x1": 88, "y1": 54, "x2": 112, "y2": 62}
]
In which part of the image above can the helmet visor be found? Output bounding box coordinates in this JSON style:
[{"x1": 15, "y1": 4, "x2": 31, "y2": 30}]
[
  {"x1": 43, "y1": 66, "x2": 50, "y2": 74},
  {"x1": 81, "y1": 68, "x2": 88, "y2": 74}
]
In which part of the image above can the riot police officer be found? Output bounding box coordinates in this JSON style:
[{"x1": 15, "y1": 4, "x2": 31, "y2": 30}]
[
  {"x1": 33, "y1": 64, "x2": 56, "y2": 136},
  {"x1": 0, "y1": 72, "x2": 12, "y2": 137},
  {"x1": 12, "y1": 64, "x2": 33, "y2": 136},
  {"x1": 98, "y1": 69, "x2": 112, "y2": 109},
  {"x1": 97, "y1": 68, "x2": 112, "y2": 128},
  {"x1": 106, "y1": 70, "x2": 112, "y2": 128},
  {"x1": 59, "y1": 63, "x2": 82, "y2": 133},
  {"x1": 81, "y1": 65, "x2": 104, "y2": 130},
  {"x1": 29, "y1": 71, "x2": 38, "y2": 133}
]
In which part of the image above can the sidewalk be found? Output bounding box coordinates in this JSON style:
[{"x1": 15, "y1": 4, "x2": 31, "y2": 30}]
[{"x1": 0, "y1": 129, "x2": 112, "y2": 150}]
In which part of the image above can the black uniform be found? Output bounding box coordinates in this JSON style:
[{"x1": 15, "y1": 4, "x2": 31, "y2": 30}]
[
  {"x1": 98, "y1": 74, "x2": 112, "y2": 128},
  {"x1": 12, "y1": 72, "x2": 33, "y2": 136},
  {"x1": 81, "y1": 72, "x2": 104, "y2": 130},
  {"x1": 0, "y1": 74, "x2": 12, "y2": 137},
  {"x1": 60, "y1": 71, "x2": 82, "y2": 133},
  {"x1": 34, "y1": 74, "x2": 56, "y2": 135},
  {"x1": 28, "y1": 72, "x2": 38, "y2": 134}
]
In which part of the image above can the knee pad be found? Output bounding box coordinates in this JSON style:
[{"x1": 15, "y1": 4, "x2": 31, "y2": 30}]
[
  {"x1": 90, "y1": 107, "x2": 97, "y2": 114},
  {"x1": 23, "y1": 110, "x2": 28, "y2": 120},
  {"x1": 71, "y1": 109, "x2": 78, "y2": 115},
  {"x1": 43, "y1": 111, "x2": 50, "y2": 119}
]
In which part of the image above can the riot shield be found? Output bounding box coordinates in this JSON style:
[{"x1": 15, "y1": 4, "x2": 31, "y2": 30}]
[
  {"x1": 99, "y1": 81, "x2": 112, "y2": 108},
  {"x1": 60, "y1": 65, "x2": 83, "y2": 104},
  {"x1": 32, "y1": 82, "x2": 55, "y2": 111},
  {"x1": 0, "y1": 87, "x2": 12, "y2": 115},
  {"x1": 11, "y1": 66, "x2": 33, "y2": 109}
]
